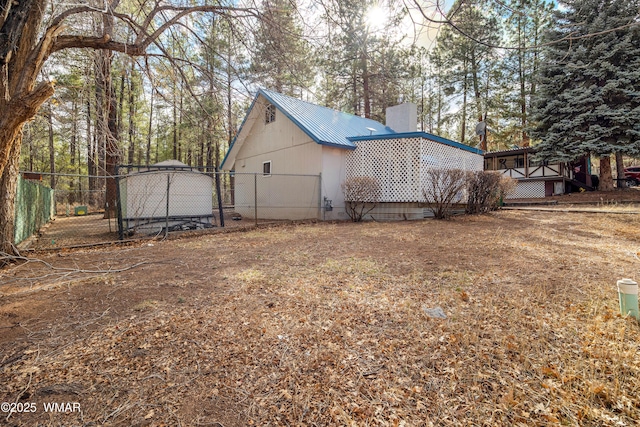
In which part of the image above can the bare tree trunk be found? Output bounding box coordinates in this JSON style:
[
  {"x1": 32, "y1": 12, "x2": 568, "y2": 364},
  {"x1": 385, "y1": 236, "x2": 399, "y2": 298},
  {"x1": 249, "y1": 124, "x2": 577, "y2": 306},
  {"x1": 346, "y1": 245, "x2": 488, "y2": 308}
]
[
  {"x1": 47, "y1": 102, "x2": 56, "y2": 189},
  {"x1": 460, "y1": 64, "x2": 468, "y2": 144},
  {"x1": 362, "y1": 50, "x2": 371, "y2": 119},
  {"x1": 599, "y1": 155, "x2": 614, "y2": 191},
  {"x1": 470, "y1": 50, "x2": 482, "y2": 125},
  {"x1": 104, "y1": 52, "x2": 120, "y2": 218},
  {"x1": 0, "y1": 138, "x2": 21, "y2": 257},
  {"x1": 172, "y1": 88, "x2": 178, "y2": 160},
  {"x1": 146, "y1": 87, "x2": 154, "y2": 166},
  {"x1": 69, "y1": 96, "x2": 78, "y2": 204},
  {"x1": 117, "y1": 71, "x2": 125, "y2": 142},
  {"x1": 615, "y1": 151, "x2": 625, "y2": 184},
  {"x1": 128, "y1": 64, "x2": 136, "y2": 165},
  {"x1": 178, "y1": 82, "x2": 183, "y2": 162}
]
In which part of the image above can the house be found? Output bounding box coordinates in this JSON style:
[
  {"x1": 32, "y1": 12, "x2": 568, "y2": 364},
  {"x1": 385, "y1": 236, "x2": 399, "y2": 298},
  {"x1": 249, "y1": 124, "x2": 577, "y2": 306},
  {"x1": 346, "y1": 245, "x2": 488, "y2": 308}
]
[
  {"x1": 483, "y1": 147, "x2": 593, "y2": 198},
  {"x1": 117, "y1": 160, "x2": 215, "y2": 235},
  {"x1": 221, "y1": 89, "x2": 484, "y2": 220}
]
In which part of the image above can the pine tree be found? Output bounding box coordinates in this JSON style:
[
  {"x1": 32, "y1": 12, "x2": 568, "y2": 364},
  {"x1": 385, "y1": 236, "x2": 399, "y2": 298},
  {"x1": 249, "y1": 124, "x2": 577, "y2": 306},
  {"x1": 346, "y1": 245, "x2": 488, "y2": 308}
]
[
  {"x1": 530, "y1": 0, "x2": 640, "y2": 190},
  {"x1": 317, "y1": 0, "x2": 409, "y2": 121},
  {"x1": 433, "y1": 0, "x2": 501, "y2": 147},
  {"x1": 250, "y1": 0, "x2": 313, "y2": 96}
]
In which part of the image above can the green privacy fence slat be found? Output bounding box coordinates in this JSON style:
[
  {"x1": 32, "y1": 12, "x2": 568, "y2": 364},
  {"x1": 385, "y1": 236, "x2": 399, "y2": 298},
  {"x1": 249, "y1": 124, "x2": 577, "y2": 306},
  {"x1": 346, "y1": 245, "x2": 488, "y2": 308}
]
[{"x1": 14, "y1": 176, "x2": 55, "y2": 245}]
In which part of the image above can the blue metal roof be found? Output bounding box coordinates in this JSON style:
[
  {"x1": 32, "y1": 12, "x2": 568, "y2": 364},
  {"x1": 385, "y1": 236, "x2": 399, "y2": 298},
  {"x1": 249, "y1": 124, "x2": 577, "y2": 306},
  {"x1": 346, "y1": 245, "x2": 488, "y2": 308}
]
[
  {"x1": 259, "y1": 89, "x2": 396, "y2": 149},
  {"x1": 220, "y1": 89, "x2": 477, "y2": 170},
  {"x1": 347, "y1": 132, "x2": 484, "y2": 155}
]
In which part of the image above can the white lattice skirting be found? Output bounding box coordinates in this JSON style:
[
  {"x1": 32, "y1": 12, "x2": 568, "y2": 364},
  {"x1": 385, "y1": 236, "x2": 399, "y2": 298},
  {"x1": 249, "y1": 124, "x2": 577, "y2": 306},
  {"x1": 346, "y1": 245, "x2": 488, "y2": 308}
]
[
  {"x1": 506, "y1": 181, "x2": 546, "y2": 199},
  {"x1": 346, "y1": 137, "x2": 484, "y2": 203}
]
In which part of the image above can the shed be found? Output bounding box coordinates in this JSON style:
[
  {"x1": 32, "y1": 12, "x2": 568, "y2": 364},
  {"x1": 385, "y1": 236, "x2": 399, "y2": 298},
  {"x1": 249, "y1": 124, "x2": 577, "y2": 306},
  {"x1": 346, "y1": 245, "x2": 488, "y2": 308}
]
[{"x1": 118, "y1": 160, "x2": 215, "y2": 234}]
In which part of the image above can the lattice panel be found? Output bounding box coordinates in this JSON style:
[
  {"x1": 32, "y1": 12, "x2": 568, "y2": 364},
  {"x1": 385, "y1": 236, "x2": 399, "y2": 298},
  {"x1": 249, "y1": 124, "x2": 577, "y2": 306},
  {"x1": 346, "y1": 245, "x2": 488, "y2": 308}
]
[
  {"x1": 505, "y1": 180, "x2": 546, "y2": 199},
  {"x1": 346, "y1": 137, "x2": 484, "y2": 202}
]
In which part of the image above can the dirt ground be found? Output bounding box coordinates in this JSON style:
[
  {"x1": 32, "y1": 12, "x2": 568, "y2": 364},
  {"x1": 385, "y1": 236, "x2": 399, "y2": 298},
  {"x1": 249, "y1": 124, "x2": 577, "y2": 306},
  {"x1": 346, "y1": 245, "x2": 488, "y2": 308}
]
[
  {"x1": 1, "y1": 195, "x2": 640, "y2": 426},
  {"x1": 25, "y1": 208, "x2": 275, "y2": 251}
]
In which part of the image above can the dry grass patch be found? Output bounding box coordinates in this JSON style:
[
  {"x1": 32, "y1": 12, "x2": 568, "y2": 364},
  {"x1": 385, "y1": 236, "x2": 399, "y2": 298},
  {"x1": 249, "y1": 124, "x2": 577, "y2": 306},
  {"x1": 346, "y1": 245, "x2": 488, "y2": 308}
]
[{"x1": 1, "y1": 211, "x2": 639, "y2": 426}]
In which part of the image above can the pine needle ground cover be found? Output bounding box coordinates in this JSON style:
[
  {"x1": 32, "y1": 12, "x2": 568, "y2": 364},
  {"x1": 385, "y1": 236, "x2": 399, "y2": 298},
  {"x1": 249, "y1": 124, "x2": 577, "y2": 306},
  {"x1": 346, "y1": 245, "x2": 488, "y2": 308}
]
[{"x1": 1, "y1": 210, "x2": 639, "y2": 426}]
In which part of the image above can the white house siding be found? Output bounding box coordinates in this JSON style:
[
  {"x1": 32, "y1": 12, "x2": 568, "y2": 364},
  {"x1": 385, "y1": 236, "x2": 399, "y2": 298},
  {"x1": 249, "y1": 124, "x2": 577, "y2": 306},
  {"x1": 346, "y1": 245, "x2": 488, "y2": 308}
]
[
  {"x1": 320, "y1": 146, "x2": 350, "y2": 221},
  {"x1": 233, "y1": 97, "x2": 323, "y2": 220}
]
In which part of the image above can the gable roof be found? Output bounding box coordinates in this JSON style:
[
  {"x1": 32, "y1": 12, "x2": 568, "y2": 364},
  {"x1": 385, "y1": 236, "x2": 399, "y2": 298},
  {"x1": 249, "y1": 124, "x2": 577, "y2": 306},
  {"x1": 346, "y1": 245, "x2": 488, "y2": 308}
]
[{"x1": 220, "y1": 89, "x2": 396, "y2": 170}]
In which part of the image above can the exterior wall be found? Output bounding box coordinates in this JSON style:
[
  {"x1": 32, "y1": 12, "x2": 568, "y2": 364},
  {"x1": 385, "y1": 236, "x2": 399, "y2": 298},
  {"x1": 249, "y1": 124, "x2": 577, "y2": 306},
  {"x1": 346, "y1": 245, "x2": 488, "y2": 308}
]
[
  {"x1": 233, "y1": 96, "x2": 324, "y2": 220},
  {"x1": 320, "y1": 146, "x2": 350, "y2": 221},
  {"x1": 234, "y1": 97, "x2": 323, "y2": 176},
  {"x1": 386, "y1": 103, "x2": 417, "y2": 132},
  {"x1": 346, "y1": 137, "x2": 484, "y2": 203},
  {"x1": 365, "y1": 203, "x2": 424, "y2": 221},
  {"x1": 233, "y1": 172, "x2": 321, "y2": 220}
]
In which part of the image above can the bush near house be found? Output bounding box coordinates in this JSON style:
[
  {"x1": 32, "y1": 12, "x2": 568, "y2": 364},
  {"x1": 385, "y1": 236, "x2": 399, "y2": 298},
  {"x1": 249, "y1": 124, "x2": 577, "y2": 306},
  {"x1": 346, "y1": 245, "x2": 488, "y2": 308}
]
[
  {"x1": 342, "y1": 176, "x2": 381, "y2": 222},
  {"x1": 423, "y1": 169, "x2": 516, "y2": 219},
  {"x1": 466, "y1": 171, "x2": 516, "y2": 214},
  {"x1": 422, "y1": 168, "x2": 468, "y2": 219}
]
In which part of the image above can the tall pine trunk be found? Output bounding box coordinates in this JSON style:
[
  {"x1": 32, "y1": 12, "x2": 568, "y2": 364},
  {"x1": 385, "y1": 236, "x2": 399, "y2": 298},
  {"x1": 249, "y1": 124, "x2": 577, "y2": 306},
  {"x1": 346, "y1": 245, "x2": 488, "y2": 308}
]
[
  {"x1": 599, "y1": 155, "x2": 614, "y2": 191},
  {"x1": 615, "y1": 152, "x2": 625, "y2": 184},
  {"x1": 47, "y1": 102, "x2": 56, "y2": 189}
]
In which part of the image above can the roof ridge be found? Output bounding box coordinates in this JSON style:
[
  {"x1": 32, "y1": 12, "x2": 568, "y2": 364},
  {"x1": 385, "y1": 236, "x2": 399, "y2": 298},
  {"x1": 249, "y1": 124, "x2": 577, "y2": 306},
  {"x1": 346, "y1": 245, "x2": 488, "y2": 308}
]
[{"x1": 258, "y1": 88, "x2": 382, "y2": 124}]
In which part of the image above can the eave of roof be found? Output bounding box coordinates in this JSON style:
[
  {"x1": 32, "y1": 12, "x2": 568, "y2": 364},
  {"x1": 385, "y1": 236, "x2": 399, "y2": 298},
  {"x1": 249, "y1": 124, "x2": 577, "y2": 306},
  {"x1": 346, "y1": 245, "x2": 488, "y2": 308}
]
[
  {"x1": 483, "y1": 146, "x2": 533, "y2": 156},
  {"x1": 221, "y1": 89, "x2": 396, "y2": 170},
  {"x1": 348, "y1": 132, "x2": 484, "y2": 155}
]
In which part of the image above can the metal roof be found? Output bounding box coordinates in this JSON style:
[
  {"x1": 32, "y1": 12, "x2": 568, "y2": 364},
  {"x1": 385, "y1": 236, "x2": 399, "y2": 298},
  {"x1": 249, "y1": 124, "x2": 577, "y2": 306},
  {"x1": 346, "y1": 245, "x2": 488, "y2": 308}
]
[
  {"x1": 222, "y1": 89, "x2": 481, "y2": 169},
  {"x1": 348, "y1": 132, "x2": 484, "y2": 155},
  {"x1": 259, "y1": 89, "x2": 396, "y2": 149}
]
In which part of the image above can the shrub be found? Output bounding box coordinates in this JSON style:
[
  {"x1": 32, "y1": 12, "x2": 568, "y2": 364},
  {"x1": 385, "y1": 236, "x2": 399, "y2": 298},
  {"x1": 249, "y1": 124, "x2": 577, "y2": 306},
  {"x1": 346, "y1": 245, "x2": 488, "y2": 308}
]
[
  {"x1": 422, "y1": 168, "x2": 467, "y2": 219},
  {"x1": 342, "y1": 176, "x2": 381, "y2": 222},
  {"x1": 465, "y1": 171, "x2": 516, "y2": 214}
]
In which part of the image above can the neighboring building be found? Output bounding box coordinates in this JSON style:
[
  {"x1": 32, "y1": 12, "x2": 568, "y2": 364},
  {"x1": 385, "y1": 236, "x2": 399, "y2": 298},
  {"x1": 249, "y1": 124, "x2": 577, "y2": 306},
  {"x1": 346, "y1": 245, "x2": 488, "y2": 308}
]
[
  {"x1": 221, "y1": 89, "x2": 484, "y2": 220},
  {"x1": 484, "y1": 147, "x2": 593, "y2": 198}
]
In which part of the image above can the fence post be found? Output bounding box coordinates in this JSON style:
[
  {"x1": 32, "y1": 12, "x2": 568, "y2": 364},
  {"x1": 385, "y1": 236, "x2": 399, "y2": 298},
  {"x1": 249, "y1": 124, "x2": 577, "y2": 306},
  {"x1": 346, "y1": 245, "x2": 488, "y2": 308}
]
[
  {"x1": 215, "y1": 169, "x2": 225, "y2": 227},
  {"x1": 115, "y1": 166, "x2": 124, "y2": 240},
  {"x1": 165, "y1": 174, "x2": 170, "y2": 238},
  {"x1": 318, "y1": 172, "x2": 322, "y2": 220},
  {"x1": 254, "y1": 173, "x2": 258, "y2": 227}
]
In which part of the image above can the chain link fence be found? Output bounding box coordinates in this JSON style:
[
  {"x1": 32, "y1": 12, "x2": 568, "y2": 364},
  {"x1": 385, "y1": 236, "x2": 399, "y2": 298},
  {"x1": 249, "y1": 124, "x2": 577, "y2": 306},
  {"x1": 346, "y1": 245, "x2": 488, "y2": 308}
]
[
  {"x1": 17, "y1": 168, "x2": 321, "y2": 250},
  {"x1": 14, "y1": 175, "x2": 55, "y2": 246}
]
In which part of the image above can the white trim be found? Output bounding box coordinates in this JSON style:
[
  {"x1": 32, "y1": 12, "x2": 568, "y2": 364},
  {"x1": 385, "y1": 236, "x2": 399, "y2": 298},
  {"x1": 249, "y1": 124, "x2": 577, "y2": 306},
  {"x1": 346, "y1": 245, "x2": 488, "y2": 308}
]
[{"x1": 262, "y1": 160, "x2": 272, "y2": 177}]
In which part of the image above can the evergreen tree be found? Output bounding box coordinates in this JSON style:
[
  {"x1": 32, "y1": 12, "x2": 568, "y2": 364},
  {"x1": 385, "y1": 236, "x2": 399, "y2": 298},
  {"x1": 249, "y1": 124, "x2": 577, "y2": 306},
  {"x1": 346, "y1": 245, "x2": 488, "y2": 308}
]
[
  {"x1": 433, "y1": 0, "x2": 501, "y2": 147},
  {"x1": 317, "y1": 0, "x2": 408, "y2": 121},
  {"x1": 250, "y1": 0, "x2": 313, "y2": 96},
  {"x1": 530, "y1": 0, "x2": 640, "y2": 190},
  {"x1": 493, "y1": 0, "x2": 553, "y2": 148}
]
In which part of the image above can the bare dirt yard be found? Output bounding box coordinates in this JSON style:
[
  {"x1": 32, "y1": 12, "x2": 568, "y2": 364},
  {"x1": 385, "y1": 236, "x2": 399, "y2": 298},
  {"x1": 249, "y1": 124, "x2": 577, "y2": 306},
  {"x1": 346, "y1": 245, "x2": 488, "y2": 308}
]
[{"x1": 1, "y1": 199, "x2": 640, "y2": 426}]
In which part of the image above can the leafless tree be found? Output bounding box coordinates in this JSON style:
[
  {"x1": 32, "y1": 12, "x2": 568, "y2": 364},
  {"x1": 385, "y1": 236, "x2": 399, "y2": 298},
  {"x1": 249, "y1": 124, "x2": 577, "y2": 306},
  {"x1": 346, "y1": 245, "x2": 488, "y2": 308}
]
[{"x1": 0, "y1": 0, "x2": 259, "y2": 255}]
